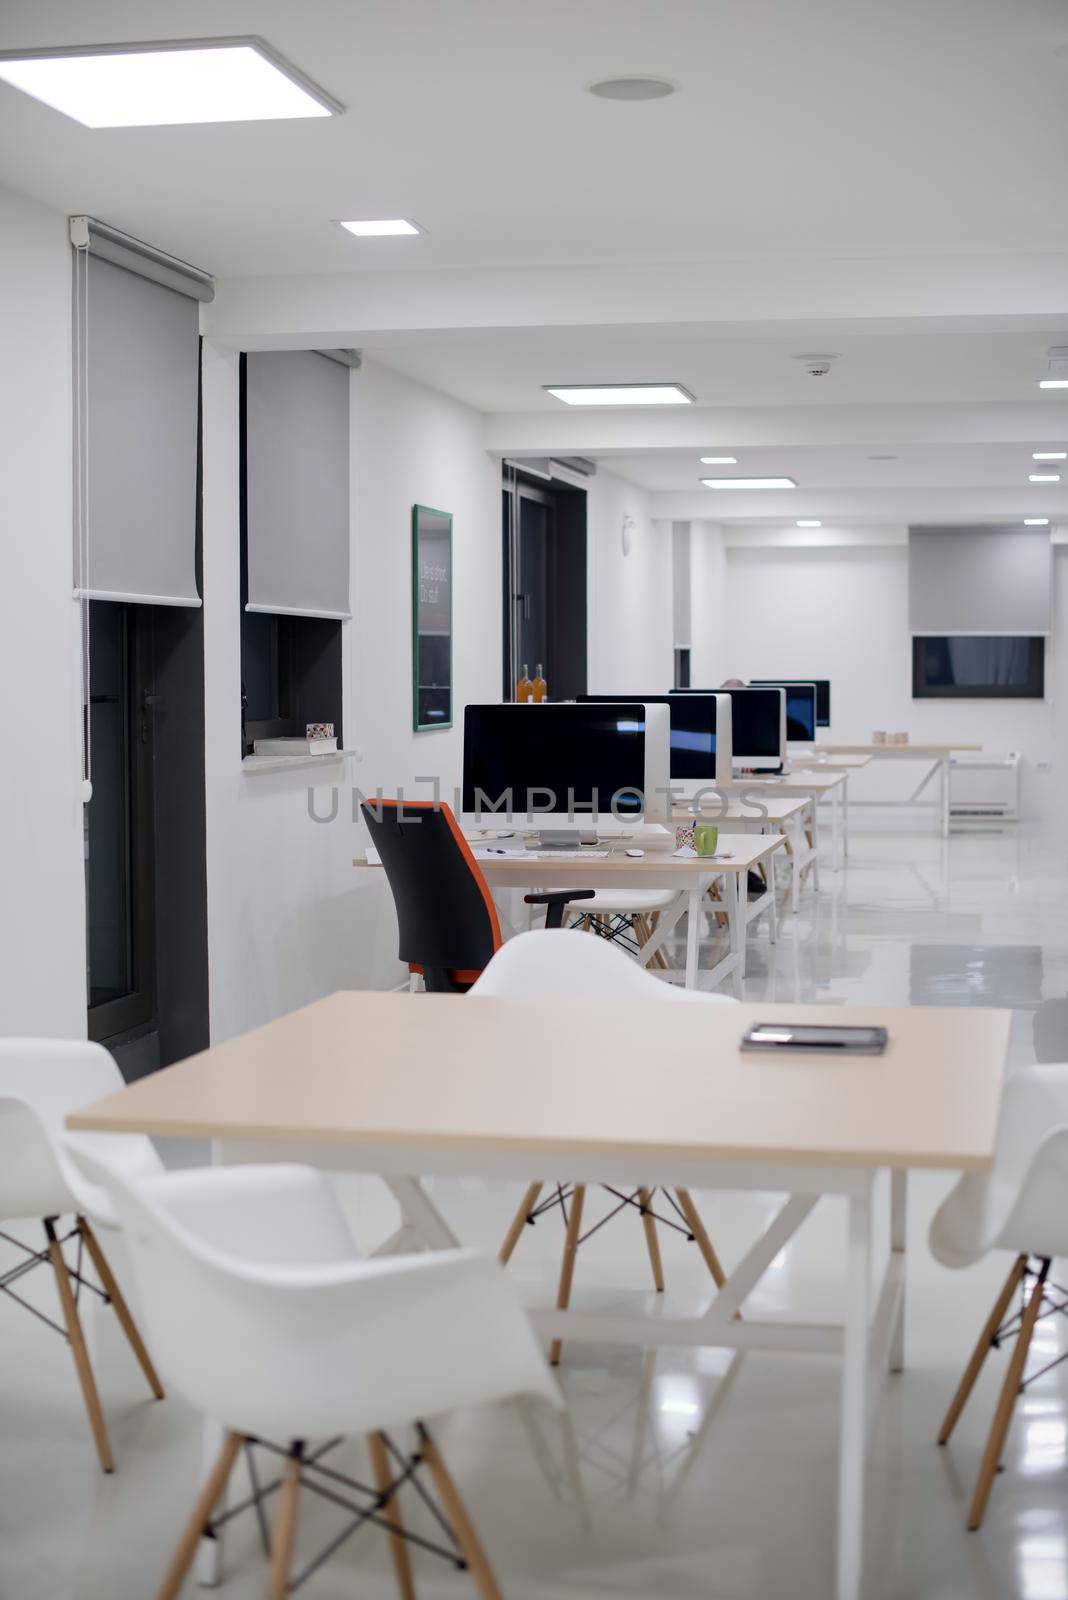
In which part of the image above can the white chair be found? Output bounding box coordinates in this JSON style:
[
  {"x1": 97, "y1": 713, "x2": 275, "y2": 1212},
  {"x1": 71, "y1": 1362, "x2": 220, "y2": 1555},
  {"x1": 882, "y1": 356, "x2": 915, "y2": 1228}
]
[
  {"x1": 564, "y1": 887, "x2": 678, "y2": 969},
  {"x1": 930, "y1": 1062, "x2": 1068, "y2": 1529},
  {"x1": 64, "y1": 1147, "x2": 561, "y2": 1600},
  {"x1": 471, "y1": 929, "x2": 736, "y2": 1362},
  {"x1": 0, "y1": 1039, "x2": 165, "y2": 1472}
]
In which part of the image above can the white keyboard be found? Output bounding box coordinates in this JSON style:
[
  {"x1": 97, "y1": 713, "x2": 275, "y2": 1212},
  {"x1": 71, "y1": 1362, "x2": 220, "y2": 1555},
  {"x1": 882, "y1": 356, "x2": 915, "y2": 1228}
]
[{"x1": 474, "y1": 847, "x2": 609, "y2": 862}]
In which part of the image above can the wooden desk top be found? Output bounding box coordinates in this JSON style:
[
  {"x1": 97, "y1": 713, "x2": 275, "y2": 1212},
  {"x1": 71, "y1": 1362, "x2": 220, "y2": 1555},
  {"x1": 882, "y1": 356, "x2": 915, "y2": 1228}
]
[
  {"x1": 69, "y1": 991, "x2": 1009, "y2": 1174},
  {"x1": 673, "y1": 795, "x2": 809, "y2": 823},
  {"x1": 355, "y1": 831, "x2": 786, "y2": 883},
  {"x1": 723, "y1": 770, "x2": 847, "y2": 795},
  {"x1": 794, "y1": 754, "x2": 873, "y2": 771},
  {"x1": 815, "y1": 743, "x2": 982, "y2": 757}
]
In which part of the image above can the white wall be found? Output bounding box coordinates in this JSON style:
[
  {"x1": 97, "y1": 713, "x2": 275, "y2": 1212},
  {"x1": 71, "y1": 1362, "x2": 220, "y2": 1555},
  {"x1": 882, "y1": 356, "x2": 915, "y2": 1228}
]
[
  {"x1": 201, "y1": 354, "x2": 502, "y2": 1039},
  {"x1": 723, "y1": 539, "x2": 1059, "y2": 819},
  {"x1": 0, "y1": 187, "x2": 86, "y2": 1036},
  {"x1": 689, "y1": 521, "x2": 729, "y2": 688},
  {"x1": 586, "y1": 471, "x2": 672, "y2": 691}
]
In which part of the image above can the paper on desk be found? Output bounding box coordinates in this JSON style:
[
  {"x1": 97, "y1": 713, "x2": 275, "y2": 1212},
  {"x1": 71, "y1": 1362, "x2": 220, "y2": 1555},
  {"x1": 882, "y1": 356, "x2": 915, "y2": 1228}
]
[
  {"x1": 365, "y1": 845, "x2": 382, "y2": 865},
  {"x1": 472, "y1": 847, "x2": 609, "y2": 862}
]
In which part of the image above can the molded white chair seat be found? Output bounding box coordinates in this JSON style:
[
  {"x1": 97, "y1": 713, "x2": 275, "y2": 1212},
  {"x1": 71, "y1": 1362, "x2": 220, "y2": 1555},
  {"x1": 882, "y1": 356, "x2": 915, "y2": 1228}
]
[
  {"x1": 65, "y1": 1148, "x2": 561, "y2": 1600},
  {"x1": 567, "y1": 887, "x2": 677, "y2": 915},
  {"x1": 929, "y1": 1062, "x2": 1068, "y2": 1529},
  {"x1": 471, "y1": 931, "x2": 734, "y2": 1364},
  {"x1": 0, "y1": 1039, "x2": 165, "y2": 1473},
  {"x1": 472, "y1": 925, "x2": 735, "y2": 1004}
]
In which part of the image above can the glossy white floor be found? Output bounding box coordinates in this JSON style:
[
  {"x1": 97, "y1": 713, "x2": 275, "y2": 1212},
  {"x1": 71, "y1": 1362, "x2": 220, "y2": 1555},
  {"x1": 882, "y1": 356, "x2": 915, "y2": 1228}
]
[{"x1": 3, "y1": 818, "x2": 1068, "y2": 1600}]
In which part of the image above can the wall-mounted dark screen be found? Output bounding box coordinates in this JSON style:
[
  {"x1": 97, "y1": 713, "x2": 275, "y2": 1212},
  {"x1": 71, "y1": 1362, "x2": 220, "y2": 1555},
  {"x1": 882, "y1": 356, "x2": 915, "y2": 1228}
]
[{"x1": 911, "y1": 636, "x2": 1045, "y2": 699}]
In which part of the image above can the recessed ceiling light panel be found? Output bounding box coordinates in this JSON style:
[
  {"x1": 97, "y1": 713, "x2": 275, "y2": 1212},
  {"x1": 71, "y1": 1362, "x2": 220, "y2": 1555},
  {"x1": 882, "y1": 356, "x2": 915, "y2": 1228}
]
[
  {"x1": 1025, "y1": 518, "x2": 1050, "y2": 526},
  {"x1": 701, "y1": 477, "x2": 797, "y2": 489},
  {"x1": 1033, "y1": 451, "x2": 1067, "y2": 460},
  {"x1": 700, "y1": 455, "x2": 737, "y2": 464},
  {"x1": 796, "y1": 519, "x2": 822, "y2": 527},
  {"x1": 1039, "y1": 379, "x2": 1068, "y2": 389},
  {"x1": 0, "y1": 37, "x2": 341, "y2": 126},
  {"x1": 339, "y1": 218, "x2": 422, "y2": 237},
  {"x1": 588, "y1": 76, "x2": 676, "y2": 100},
  {"x1": 1029, "y1": 473, "x2": 1061, "y2": 482},
  {"x1": 545, "y1": 383, "x2": 694, "y2": 406}
]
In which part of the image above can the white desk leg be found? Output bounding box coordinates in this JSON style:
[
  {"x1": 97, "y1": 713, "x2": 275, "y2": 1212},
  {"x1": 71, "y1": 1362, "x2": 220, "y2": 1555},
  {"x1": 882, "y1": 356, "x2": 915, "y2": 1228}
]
[
  {"x1": 726, "y1": 874, "x2": 744, "y2": 997},
  {"x1": 841, "y1": 777, "x2": 850, "y2": 861},
  {"x1": 889, "y1": 1171, "x2": 907, "y2": 1374},
  {"x1": 684, "y1": 886, "x2": 702, "y2": 989},
  {"x1": 767, "y1": 851, "x2": 778, "y2": 944},
  {"x1": 837, "y1": 1183, "x2": 872, "y2": 1600},
  {"x1": 829, "y1": 788, "x2": 841, "y2": 873},
  {"x1": 788, "y1": 822, "x2": 801, "y2": 915},
  {"x1": 941, "y1": 757, "x2": 950, "y2": 839},
  {"x1": 810, "y1": 798, "x2": 821, "y2": 892}
]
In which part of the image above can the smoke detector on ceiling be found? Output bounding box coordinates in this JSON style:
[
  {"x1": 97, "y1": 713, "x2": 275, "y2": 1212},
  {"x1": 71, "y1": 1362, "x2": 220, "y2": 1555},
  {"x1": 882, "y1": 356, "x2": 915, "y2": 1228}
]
[{"x1": 793, "y1": 353, "x2": 839, "y2": 378}]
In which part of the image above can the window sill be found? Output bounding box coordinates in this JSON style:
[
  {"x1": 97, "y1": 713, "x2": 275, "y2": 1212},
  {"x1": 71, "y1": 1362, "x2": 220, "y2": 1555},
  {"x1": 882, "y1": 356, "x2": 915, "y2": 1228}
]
[{"x1": 241, "y1": 751, "x2": 358, "y2": 776}]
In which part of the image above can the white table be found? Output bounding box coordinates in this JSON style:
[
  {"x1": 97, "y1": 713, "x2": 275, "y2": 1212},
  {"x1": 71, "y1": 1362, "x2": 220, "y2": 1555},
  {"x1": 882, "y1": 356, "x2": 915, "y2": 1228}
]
[
  {"x1": 674, "y1": 794, "x2": 813, "y2": 914},
  {"x1": 70, "y1": 992, "x2": 1011, "y2": 1600},
  {"x1": 465, "y1": 833, "x2": 787, "y2": 993},
  {"x1": 813, "y1": 744, "x2": 982, "y2": 840}
]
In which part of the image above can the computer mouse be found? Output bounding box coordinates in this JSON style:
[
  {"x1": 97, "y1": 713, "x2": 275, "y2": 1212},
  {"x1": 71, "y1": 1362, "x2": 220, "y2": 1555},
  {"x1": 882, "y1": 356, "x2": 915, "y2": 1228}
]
[{"x1": 625, "y1": 847, "x2": 644, "y2": 858}]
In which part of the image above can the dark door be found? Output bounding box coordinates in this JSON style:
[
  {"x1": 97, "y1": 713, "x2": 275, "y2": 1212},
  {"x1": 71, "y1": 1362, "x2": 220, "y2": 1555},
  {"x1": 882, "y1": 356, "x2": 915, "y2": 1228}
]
[
  {"x1": 86, "y1": 601, "x2": 157, "y2": 1044},
  {"x1": 502, "y1": 475, "x2": 587, "y2": 701}
]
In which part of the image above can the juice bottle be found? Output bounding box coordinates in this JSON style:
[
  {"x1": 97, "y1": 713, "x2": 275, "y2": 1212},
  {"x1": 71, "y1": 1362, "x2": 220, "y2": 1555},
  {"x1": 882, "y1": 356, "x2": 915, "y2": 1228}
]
[
  {"x1": 516, "y1": 663, "x2": 531, "y2": 703},
  {"x1": 531, "y1": 663, "x2": 547, "y2": 703}
]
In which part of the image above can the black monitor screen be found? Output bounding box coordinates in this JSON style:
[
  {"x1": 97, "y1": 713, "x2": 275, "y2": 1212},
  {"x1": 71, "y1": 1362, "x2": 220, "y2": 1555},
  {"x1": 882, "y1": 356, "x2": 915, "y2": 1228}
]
[
  {"x1": 784, "y1": 686, "x2": 816, "y2": 742},
  {"x1": 463, "y1": 704, "x2": 646, "y2": 816},
  {"x1": 752, "y1": 679, "x2": 831, "y2": 725},
  {"x1": 912, "y1": 637, "x2": 1045, "y2": 699},
  {"x1": 578, "y1": 693, "x2": 717, "y2": 780},
  {"x1": 675, "y1": 687, "x2": 782, "y2": 761}
]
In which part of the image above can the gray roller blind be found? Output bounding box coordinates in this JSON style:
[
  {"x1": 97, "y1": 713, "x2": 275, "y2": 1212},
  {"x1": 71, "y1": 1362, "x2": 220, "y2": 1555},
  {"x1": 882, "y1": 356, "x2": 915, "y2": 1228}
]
[
  {"x1": 74, "y1": 253, "x2": 201, "y2": 606},
  {"x1": 672, "y1": 520, "x2": 691, "y2": 648},
  {"x1": 244, "y1": 351, "x2": 351, "y2": 619},
  {"x1": 909, "y1": 526, "x2": 1051, "y2": 634}
]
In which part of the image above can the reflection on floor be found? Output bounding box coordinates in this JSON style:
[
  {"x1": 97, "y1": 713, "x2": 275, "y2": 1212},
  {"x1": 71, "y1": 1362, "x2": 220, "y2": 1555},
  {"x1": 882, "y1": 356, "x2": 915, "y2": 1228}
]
[{"x1": 2, "y1": 819, "x2": 1068, "y2": 1599}]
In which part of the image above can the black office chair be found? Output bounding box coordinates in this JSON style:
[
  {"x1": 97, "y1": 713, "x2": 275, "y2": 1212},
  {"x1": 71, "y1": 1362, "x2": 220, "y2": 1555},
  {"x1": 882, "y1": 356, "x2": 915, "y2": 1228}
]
[{"x1": 362, "y1": 799, "x2": 593, "y2": 992}]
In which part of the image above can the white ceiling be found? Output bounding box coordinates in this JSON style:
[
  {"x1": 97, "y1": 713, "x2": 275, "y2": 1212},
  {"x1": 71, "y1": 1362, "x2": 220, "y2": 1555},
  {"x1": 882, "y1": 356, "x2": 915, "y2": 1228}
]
[
  {"x1": 3, "y1": 0, "x2": 1068, "y2": 523},
  {"x1": 3, "y1": 0, "x2": 1068, "y2": 275}
]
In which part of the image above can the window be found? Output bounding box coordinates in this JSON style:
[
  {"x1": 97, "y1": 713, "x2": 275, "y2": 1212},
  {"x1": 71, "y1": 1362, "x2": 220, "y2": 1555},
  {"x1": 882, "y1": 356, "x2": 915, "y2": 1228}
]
[
  {"x1": 674, "y1": 646, "x2": 691, "y2": 689},
  {"x1": 239, "y1": 354, "x2": 345, "y2": 754},
  {"x1": 912, "y1": 636, "x2": 1045, "y2": 699}
]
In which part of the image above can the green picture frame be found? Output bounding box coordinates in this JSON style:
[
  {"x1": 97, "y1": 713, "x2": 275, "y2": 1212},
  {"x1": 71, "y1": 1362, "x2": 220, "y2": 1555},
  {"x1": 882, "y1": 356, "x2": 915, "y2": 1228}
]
[{"x1": 411, "y1": 504, "x2": 453, "y2": 731}]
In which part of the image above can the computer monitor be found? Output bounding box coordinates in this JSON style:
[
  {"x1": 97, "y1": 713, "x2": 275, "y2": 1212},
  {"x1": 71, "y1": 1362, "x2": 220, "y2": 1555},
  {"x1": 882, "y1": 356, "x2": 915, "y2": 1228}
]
[
  {"x1": 674, "y1": 686, "x2": 785, "y2": 770},
  {"x1": 578, "y1": 692, "x2": 732, "y2": 792},
  {"x1": 462, "y1": 702, "x2": 671, "y2": 831},
  {"x1": 751, "y1": 678, "x2": 831, "y2": 727},
  {"x1": 781, "y1": 683, "x2": 816, "y2": 744}
]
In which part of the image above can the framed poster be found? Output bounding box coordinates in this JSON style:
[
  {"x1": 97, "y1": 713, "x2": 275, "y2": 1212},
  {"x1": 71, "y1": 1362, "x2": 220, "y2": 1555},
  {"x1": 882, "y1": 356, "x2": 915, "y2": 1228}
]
[{"x1": 412, "y1": 504, "x2": 453, "y2": 730}]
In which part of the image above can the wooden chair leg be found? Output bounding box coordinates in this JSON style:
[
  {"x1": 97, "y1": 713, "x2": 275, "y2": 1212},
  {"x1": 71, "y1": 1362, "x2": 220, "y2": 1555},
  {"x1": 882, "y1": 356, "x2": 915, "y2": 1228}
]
[
  {"x1": 967, "y1": 1259, "x2": 1049, "y2": 1530},
  {"x1": 549, "y1": 1184, "x2": 585, "y2": 1367},
  {"x1": 418, "y1": 1426, "x2": 503, "y2": 1600},
  {"x1": 267, "y1": 1447, "x2": 303, "y2": 1600},
  {"x1": 44, "y1": 1219, "x2": 113, "y2": 1474},
  {"x1": 368, "y1": 1433, "x2": 416, "y2": 1600},
  {"x1": 637, "y1": 1189, "x2": 665, "y2": 1292},
  {"x1": 77, "y1": 1218, "x2": 165, "y2": 1400},
  {"x1": 674, "y1": 1189, "x2": 727, "y2": 1290},
  {"x1": 155, "y1": 1431, "x2": 244, "y2": 1600},
  {"x1": 939, "y1": 1253, "x2": 1027, "y2": 1446},
  {"x1": 498, "y1": 1183, "x2": 543, "y2": 1266}
]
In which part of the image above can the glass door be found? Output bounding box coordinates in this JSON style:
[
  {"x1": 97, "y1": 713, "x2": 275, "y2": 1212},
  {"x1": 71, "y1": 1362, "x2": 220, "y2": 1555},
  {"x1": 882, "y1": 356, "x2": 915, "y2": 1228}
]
[{"x1": 503, "y1": 480, "x2": 556, "y2": 698}]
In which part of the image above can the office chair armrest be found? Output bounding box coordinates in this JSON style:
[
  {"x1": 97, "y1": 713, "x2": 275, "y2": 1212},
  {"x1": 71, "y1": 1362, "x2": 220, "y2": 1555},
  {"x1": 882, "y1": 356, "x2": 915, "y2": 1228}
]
[{"x1": 523, "y1": 888, "x2": 595, "y2": 931}]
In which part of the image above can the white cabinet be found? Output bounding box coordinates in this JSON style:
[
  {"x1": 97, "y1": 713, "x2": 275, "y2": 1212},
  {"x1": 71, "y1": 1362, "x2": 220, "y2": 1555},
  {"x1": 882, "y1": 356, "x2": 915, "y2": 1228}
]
[{"x1": 948, "y1": 752, "x2": 1020, "y2": 820}]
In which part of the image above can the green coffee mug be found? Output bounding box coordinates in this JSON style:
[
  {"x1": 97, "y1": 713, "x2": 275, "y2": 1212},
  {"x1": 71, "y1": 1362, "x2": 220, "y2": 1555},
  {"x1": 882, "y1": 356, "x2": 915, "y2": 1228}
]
[{"x1": 694, "y1": 823, "x2": 719, "y2": 858}]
